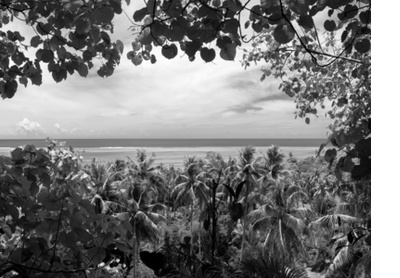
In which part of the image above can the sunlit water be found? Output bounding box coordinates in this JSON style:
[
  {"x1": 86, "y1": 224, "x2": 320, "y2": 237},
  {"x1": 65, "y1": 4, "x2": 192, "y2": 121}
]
[{"x1": 0, "y1": 139, "x2": 323, "y2": 168}]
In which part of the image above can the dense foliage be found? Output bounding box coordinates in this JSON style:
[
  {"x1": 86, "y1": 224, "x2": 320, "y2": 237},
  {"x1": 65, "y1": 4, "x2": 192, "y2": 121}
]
[
  {"x1": 0, "y1": 1, "x2": 371, "y2": 276},
  {"x1": 0, "y1": 141, "x2": 371, "y2": 277}
]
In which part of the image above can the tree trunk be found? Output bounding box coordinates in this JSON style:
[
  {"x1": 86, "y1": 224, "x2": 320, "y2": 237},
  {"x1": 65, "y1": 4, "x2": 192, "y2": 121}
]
[
  {"x1": 190, "y1": 202, "x2": 194, "y2": 256},
  {"x1": 240, "y1": 222, "x2": 246, "y2": 263},
  {"x1": 133, "y1": 220, "x2": 139, "y2": 278},
  {"x1": 199, "y1": 227, "x2": 202, "y2": 260},
  {"x1": 211, "y1": 184, "x2": 217, "y2": 265},
  {"x1": 278, "y1": 219, "x2": 285, "y2": 262},
  {"x1": 133, "y1": 236, "x2": 136, "y2": 278},
  {"x1": 240, "y1": 181, "x2": 250, "y2": 263},
  {"x1": 135, "y1": 237, "x2": 140, "y2": 278}
]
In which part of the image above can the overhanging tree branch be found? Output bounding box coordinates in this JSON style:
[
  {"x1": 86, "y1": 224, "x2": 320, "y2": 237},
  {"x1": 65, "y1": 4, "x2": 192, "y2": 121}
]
[
  {"x1": 48, "y1": 201, "x2": 64, "y2": 271},
  {"x1": 277, "y1": 0, "x2": 363, "y2": 66}
]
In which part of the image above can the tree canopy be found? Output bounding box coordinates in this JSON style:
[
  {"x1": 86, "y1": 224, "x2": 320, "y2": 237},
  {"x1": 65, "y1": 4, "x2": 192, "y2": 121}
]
[{"x1": 0, "y1": 1, "x2": 370, "y2": 89}]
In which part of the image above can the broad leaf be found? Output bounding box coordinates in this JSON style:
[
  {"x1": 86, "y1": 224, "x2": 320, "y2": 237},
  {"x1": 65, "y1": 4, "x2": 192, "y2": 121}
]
[
  {"x1": 273, "y1": 24, "x2": 295, "y2": 44},
  {"x1": 133, "y1": 7, "x2": 148, "y2": 22},
  {"x1": 217, "y1": 37, "x2": 236, "y2": 61},
  {"x1": 91, "y1": 6, "x2": 114, "y2": 24},
  {"x1": 161, "y1": 44, "x2": 178, "y2": 59},
  {"x1": 30, "y1": 35, "x2": 42, "y2": 47},
  {"x1": 200, "y1": 47, "x2": 216, "y2": 63}
]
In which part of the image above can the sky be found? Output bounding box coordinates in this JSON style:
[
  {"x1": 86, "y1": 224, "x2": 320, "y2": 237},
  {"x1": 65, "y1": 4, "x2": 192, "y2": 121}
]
[{"x1": 0, "y1": 1, "x2": 334, "y2": 139}]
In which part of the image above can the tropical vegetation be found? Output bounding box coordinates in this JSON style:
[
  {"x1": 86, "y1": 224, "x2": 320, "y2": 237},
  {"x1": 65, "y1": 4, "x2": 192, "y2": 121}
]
[
  {"x1": 0, "y1": 0, "x2": 371, "y2": 276},
  {"x1": 0, "y1": 141, "x2": 370, "y2": 277}
]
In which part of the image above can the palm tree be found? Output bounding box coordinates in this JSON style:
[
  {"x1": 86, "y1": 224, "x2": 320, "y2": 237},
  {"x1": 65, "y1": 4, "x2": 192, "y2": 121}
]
[
  {"x1": 235, "y1": 146, "x2": 260, "y2": 262},
  {"x1": 248, "y1": 181, "x2": 312, "y2": 266},
  {"x1": 217, "y1": 157, "x2": 239, "y2": 204},
  {"x1": 204, "y1": 151, "x2": 227, "y2": 171},
  {"x1": 113, "y1": 180, "x2": 167, "y2": 278},
  {"x1": 128, "y1": 149, "x2": 166, "y2": 204},
  {"x1": 84, "y1": 159, "x2": 129, "y2": 214},
  {"x1": 108, "y1": 150, "x2": 169, "y2": 278},
  {"x1": 85, "y1": 155, "x2": 167, "y2": 278},
  {"x1": 129, "y1": 200, "x2": 167, "y2": 278},
  {"x1": 311, "y1": 178, "x2": 334, "y2": 216},
  {"x1": 256, "y1": 145, "x2": 286, "y2": 184},
  {"x1": 265, "y1": 145, "x2": 285, "y2": 175},
  {"x1": 171, "y1": 156, "x2": 209, "y2": 256}
]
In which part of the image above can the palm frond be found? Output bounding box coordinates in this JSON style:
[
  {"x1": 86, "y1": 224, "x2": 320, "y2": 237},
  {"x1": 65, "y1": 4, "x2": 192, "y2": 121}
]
[
  {"x1": 146, "y1": 203, "x2": 167, "y2": 213},
  {"x1": 240, "y1": 250, "x2": 307, "y2": 278},
  {"x1": 195, "y1": 171, "x2": 207, "y2": 180},
  {"x1": 103, "y1": 200, "x2": 126, "y2": 212},
  {"x1": 268, "y1": 187, "x2": 285, "y2": 208},
  {"x1": 242, "y1": 163, "x2": 256, "y2": 173},
  {"x1": 248, "y1": 204, "x2": 277, "y2": 222},
  {"x1": 259, "y1": 218, "x2": 307, "y2": 262},
  {"x1": 174, "y1": 186, "x2": 195, "y2": 208},
  {"x1": 134, "y1": 211, "x2": 159, "y2": 243},
  {"x1": 251, "y1": 216, "x2": 276, "y2": 232},
  {"x1": 271, "y1": 164, "x2": 284, "y2": 179},
  {"x1": 309, "y1": 214, "x2": 359, "y2": 231},
  {"x1": 239, "y1": 146, "x2": 256, "y2": 167},
  {"x1": 247, "y1": 192, "x2": 269, "y2": 206},
  {"x1": 334, "y1": 200, "x2": 354, "y2": 215},
  {"x1": 266, "y1": 145, "x2": 285, "y2": 165},
  {"x1": 280, "y1": 221, "x2": 307, "y2": 258},
  {"x1": 331, "y1": 234, "x2": 348, "y2": 252},
  {"x1": 171, "y1": 182, "x2": 186, "y2": 197},
  {"x1": 286, "y1": 184, "x2": 303, "y2": 195},
  {"x1": 146, "y1": 211, "x2": 167, "y2": 224},
  {"x1": 327, "y1": 246, "x2": 352, "y2": 275},
  {"x1": 286, "y1": 184, "x2": 308, "y2": 202},
  {"x1": 289, "y1": 206, "x2": 316, "y2": 220},
  {"x1": 257, "y1": 174, "x2": 269, "y2": 186},
  {"x1": 193, "y1": 181, "x2": 209, "y2": 206},
  {"x1": 282, "y1": 213, "x2": 308, "y2": 236}
]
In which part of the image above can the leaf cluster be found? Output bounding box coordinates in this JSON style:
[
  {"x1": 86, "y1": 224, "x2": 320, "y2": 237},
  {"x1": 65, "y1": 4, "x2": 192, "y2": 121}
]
[
  {"x1": 0, "y1": 0, "x2": 128, "y2": 98},
  {"x1": 0, "y1": 141, "x2": 135, "y2": 277}
]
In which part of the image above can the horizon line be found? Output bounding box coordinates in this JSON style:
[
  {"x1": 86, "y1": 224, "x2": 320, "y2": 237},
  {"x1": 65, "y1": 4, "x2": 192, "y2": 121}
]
[{"x1": 0, "y1": 137, "x2": 327, "y2": 140}]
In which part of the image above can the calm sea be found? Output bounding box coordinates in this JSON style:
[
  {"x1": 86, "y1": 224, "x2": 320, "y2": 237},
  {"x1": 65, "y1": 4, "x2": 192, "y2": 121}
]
[{"x1": 0, "y1": 139, "x2": 324, "y2": 168}]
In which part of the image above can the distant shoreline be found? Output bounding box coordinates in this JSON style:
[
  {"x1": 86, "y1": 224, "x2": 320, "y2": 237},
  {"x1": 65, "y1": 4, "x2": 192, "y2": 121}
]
[
  {"x1": 77, "y1": 146, "x2": 318, "y2": 168},
  {"x1": 0, "y1": 139, "x2": 322, "y2": 168}
]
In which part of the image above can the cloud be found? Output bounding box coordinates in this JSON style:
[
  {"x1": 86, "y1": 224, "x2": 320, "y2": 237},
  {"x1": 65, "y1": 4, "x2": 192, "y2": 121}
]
[
  {"x1": 54, "y1": 123, "x2": 81, "y2": 136},
  {"x1": 16, "y1": 118, "x2": 46, "y2": 136},
  {"x1": 230, "y1": 79, "x2": 257, "y2": 91},
  {"x1": 0, "y1": 8, "x2": 334, "y2": 140},
  {"x1": 226, "y1": 104, "x2": 263, "y2": 113},
  {"x1": 253, "y1": 93, "x2": 292, "y2": 103}
]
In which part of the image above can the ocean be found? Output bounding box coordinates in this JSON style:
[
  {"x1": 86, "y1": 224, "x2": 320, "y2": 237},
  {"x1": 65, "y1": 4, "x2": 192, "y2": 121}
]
[{"x1": 0, "y1": 139, "x2": 324, "y2": 168}]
